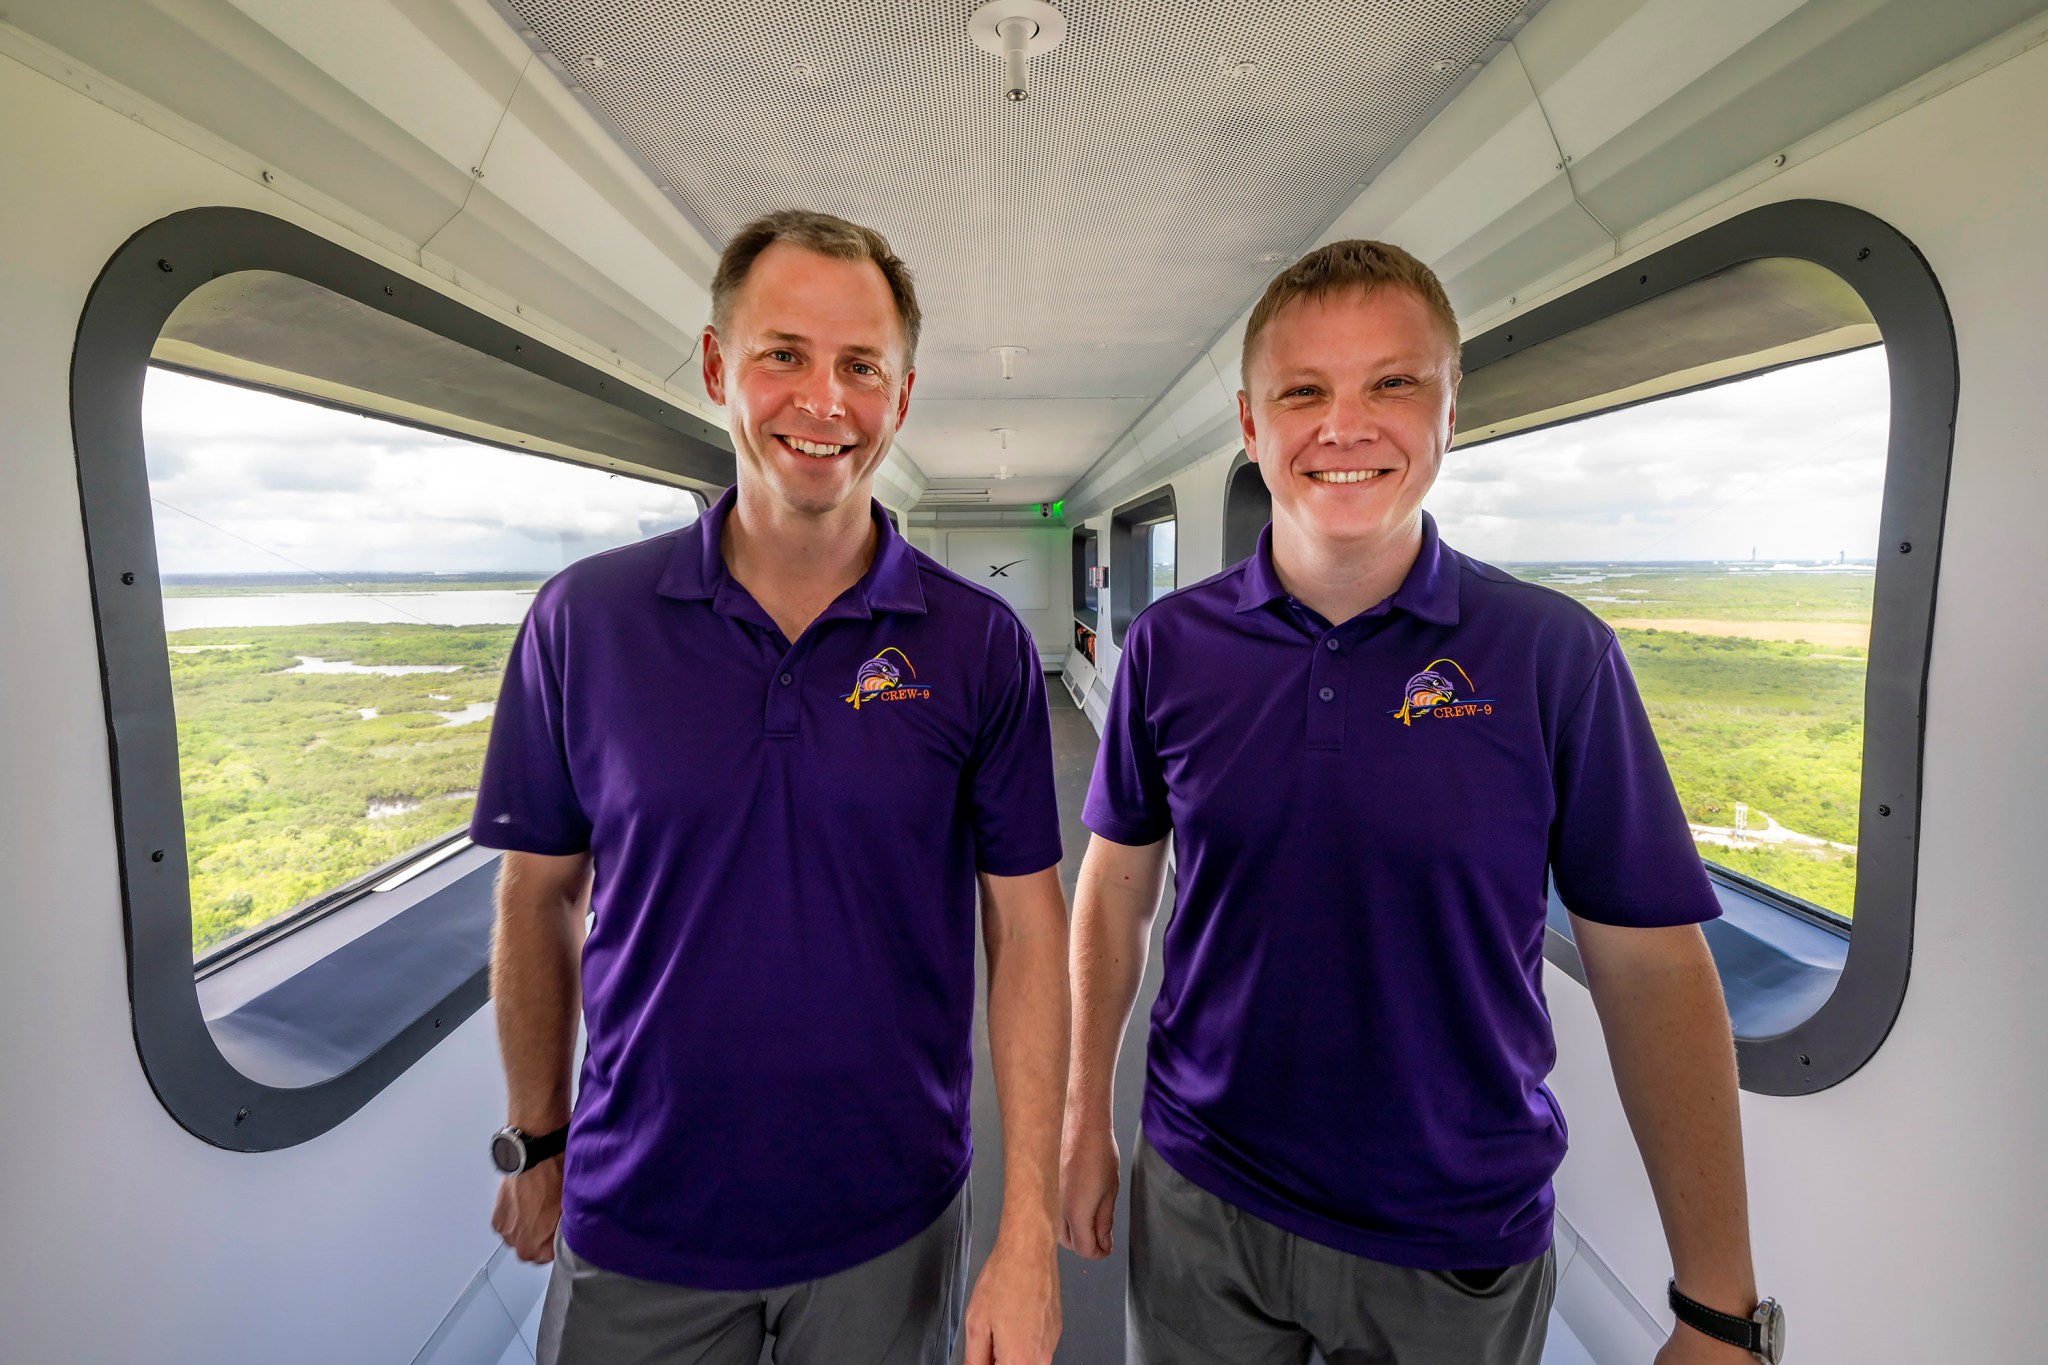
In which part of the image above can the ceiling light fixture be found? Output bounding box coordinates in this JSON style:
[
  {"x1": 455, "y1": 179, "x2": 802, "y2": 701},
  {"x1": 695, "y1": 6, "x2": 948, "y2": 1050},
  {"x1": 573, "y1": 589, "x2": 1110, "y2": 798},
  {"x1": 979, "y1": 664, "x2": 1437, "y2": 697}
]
[
  {"x1": 990, "y1": 345, "x2": 1028, "y2": 380},
  {"x1": 969, "y1": 0, "x2": 1067, "y2": 103}
]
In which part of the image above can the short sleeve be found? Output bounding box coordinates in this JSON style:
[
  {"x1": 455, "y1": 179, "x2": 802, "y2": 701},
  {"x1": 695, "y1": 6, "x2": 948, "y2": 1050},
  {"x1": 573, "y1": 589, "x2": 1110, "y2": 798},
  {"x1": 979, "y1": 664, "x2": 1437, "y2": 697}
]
[
  {"x1": 469, "y1": 600, "x2": 593, "y2": 856},
  {"x1": 1082, "y1": 619, "x2": 1172, "y2": 847},
  {"x1": 964, "y1": 618, "x2": 1064, "y2": 876},
  {"x1": 1550, "y1": 637, "x2": 1721, "y2": 927}
]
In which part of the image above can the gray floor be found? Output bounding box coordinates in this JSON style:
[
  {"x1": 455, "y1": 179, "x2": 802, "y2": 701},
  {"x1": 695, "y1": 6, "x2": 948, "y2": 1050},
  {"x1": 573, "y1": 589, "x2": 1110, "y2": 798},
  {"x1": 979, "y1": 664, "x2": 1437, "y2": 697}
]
[{"x1": 963, "y1": 685, "x2": 1167, "y2": 1363}]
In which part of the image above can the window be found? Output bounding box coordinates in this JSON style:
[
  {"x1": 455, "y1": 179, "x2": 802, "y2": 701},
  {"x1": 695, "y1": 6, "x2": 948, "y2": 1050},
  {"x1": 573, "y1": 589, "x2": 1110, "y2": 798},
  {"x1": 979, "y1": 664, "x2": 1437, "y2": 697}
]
[
  {"x1": 1072, "y1": 527, "x2": 1099, "y2": 625},
  {"x1": 1142, "y1": 519, "x2": 1177, "y2": 608},
  {"x1": 145, "y1": 369, "x2": 702, "y2": 962},
  {"x1": 1453, "y1": 200, "x2": 1957, "y2": 1096},
  {"x1": 74, "y1": 207, "x2": 733, "y2": 1148},
  {"x1": 1437, "y1": 348, "x2": 1885, "y2": 924},
  {"x1": 1110, "y1": 487, "x2": 1177, "y2": 641}
]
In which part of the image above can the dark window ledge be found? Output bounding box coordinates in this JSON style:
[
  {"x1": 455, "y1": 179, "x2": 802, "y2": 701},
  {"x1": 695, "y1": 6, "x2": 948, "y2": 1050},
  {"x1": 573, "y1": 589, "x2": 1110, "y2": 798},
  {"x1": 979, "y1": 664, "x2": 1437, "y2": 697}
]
[
  {"x1": 196, "y1": 846, "x2": 500, "y2": 1090},
  {"x1": 1546, "y1": 878, "x2": 1849, "y2": 1042}
]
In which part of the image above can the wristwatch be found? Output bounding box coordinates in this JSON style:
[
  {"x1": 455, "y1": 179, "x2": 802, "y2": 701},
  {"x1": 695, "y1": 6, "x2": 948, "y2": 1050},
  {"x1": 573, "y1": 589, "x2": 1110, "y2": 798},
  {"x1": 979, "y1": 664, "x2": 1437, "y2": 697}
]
[
  {"x1": 1668, "y1": 1280, "x2": 1785, "y2": 1363},
  {"x1": 490, "y1": 1123, "x2": 569, "y2": 1174}
]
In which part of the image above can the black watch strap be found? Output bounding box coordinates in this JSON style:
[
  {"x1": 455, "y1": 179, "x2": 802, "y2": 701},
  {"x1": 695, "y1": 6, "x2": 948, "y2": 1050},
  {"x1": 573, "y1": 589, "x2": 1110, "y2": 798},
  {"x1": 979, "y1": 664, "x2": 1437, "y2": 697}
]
[
  {"x1": 523, "y1": 1123, "x2": 568, "y2": 1167},
  {"x1": 1667, "y1": 1280, "x2": 1762, "y2": 1353}
]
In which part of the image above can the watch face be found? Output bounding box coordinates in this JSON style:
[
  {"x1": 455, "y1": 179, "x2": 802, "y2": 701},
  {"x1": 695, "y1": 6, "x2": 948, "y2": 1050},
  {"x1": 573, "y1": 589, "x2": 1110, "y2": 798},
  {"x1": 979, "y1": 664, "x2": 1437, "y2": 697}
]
[
  {"x1": 1755, "y1": 1299, "x2": 1785, "y2": 1364},
  {"x1": 490, "y1": 1130, "x2": 525, "y2": 1174}
]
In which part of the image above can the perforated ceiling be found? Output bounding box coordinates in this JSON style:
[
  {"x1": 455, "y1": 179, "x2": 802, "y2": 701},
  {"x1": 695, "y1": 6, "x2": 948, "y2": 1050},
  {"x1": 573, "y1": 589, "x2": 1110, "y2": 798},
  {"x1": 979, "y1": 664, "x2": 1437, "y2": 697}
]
[{"x1": 503, "y1": 0, "x2": 1538, "y2": 498}]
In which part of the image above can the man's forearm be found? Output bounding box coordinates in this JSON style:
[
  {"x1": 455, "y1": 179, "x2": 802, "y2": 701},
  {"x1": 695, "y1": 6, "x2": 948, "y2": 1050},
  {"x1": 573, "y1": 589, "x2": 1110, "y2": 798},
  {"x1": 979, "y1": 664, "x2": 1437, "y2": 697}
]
[
  {"x1": 1576, "y1": 919, "x2": 1756, "y2": 1311},
  {"x1": 492, "y1": 850, "x2": 590, "y2": 1132},
  {"x1": 982, "y1": 867, "x2": 1072, "y2": 1243},
  {"x1": 1067, "y1": 836, "x2": 1167, "y2": 1126}
]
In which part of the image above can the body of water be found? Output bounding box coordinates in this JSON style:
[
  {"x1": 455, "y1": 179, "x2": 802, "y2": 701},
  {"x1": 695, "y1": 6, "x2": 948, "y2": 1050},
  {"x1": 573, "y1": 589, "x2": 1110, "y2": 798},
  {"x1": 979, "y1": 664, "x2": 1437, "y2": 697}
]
[{"x1": 162, "y1": 590, "x2": 536, "y2": 631}]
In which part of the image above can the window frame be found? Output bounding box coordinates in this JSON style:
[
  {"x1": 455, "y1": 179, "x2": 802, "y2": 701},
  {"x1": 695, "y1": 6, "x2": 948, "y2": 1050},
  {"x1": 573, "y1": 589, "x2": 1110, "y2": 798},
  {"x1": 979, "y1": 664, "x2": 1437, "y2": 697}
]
[
  {"x1": 1458, "y1": 199, "x2": 1955, "y2": 1096},
  {"x1": 1109, "y1": 487, "x2": 1178, "y2": 642},
  {"x1": 72, "y1": 207, "x2": 735, "y2": 1149},
  {"x1": 1222, "y1": 449, "x2": 1269, "y2": 569}
]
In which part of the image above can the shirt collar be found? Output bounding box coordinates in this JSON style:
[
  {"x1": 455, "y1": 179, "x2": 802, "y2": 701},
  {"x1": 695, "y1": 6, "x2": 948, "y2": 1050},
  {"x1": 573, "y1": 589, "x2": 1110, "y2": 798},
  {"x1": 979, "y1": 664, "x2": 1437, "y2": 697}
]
[
  {"x1": 1234, "y1": 511, "x2": 1461, "y2": 626},
  {"x1": 656, "y1": 486, "x2": 927, "y2": 617}
]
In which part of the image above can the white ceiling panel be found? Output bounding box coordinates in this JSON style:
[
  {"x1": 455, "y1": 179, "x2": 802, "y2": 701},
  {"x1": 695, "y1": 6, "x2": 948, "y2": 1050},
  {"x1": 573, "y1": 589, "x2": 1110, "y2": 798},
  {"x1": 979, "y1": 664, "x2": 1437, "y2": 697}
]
[{"x1": 500, "y1": 0, "x2": 1542, "y2": 490}]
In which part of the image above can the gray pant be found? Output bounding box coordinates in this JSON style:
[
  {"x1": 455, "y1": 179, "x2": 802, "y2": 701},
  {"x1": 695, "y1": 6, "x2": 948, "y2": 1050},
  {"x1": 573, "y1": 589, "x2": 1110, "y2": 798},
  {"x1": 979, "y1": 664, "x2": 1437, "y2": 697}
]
[
  {"x1": 537, "y1": 1185, "x2": 971, "y2": 1365},
  {"x1": 1128, "y1": 1138, "x2": 1554, "y2": 1365}
]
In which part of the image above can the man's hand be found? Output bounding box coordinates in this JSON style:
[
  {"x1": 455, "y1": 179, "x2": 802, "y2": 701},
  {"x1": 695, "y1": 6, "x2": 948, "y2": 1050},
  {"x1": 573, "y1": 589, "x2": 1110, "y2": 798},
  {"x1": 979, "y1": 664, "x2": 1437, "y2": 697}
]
[
  {"x1": 491, "y1": 1159, "x2": 564, "y2": 1263},
  {"x1": 1058, "y1": 1118, "x2": 1119, "y2": 1258},
  {"x1": 1655, "y1": 1324, "x2": 1764, "y2": 1364},
  {"x1": 962, "y1": 1232, "x2": 1061, "y2": 1365}
]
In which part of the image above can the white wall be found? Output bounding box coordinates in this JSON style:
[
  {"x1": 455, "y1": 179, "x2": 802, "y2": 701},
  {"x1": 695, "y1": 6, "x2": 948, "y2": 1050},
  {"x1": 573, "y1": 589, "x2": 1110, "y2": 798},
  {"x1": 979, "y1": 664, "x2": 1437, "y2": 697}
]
[{"x1": 0, "y1": 51, "x2": 533, "y2": 1365}]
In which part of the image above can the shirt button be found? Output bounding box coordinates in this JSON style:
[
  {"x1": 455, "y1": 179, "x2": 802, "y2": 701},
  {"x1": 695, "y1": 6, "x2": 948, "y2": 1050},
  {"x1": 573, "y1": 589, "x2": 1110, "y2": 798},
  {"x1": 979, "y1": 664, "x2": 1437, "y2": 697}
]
[
  {"x1": 1325, "y1": 638, "x2": 1340, "y2": 652},
  {"x1": 1318, "y1": 686, "x2": 1335, "y2": 702},
  {"x1": 779, "y1": 673, "x2": 793, "y2": 687}
]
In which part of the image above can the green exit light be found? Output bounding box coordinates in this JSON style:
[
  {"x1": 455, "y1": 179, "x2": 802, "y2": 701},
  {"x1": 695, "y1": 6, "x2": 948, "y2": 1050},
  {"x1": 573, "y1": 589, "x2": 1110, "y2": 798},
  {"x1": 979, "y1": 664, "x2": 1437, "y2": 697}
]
[{"x1": 1051, "y1": 500, "x2": 1065, "y2": 519}]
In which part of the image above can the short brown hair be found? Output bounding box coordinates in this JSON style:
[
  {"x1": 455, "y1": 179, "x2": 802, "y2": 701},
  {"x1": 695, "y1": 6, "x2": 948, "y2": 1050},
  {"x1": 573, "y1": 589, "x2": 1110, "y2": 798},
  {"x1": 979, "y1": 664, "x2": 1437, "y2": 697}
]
[
  {"x1": 1240, "y1": 240, "x2": 1460, "y2": 389},
  {"x1": 710, "y1": 209, "x2": 922, "y2": 365}
]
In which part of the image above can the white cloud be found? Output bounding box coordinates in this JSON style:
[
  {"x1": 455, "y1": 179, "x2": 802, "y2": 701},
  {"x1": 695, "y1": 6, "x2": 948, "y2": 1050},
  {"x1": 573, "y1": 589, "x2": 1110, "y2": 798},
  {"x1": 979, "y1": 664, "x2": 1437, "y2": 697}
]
[
  {"x1": 143, "y1": 369, "x2": 703, "y2": 575},
  {"x1": 1431, "y1": 346, "x2": 1890, "y2": 562}
]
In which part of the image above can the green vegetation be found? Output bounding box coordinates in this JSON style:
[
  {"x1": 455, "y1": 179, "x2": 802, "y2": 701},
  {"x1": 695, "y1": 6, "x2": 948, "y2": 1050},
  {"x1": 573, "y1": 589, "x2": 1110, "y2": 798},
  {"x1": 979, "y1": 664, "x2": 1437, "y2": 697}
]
[
  {"x1": 1511, "y1": 564, "x2": 1874, "y2": 920},
  {"x1": 168, "y1": 621, "x2": 516, "y2": 953},
  {"x1": 164, "y1": 562, "x2": 1873, "y2": 957}
]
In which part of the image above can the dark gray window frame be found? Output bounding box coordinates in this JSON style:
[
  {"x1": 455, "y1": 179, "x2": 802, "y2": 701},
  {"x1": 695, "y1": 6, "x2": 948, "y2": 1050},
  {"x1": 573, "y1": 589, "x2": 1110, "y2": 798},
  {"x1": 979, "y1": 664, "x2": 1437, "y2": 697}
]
[
  {"x1": 72, "y1": 206, "x2": 735, "y2": 1149},
  {"x1": 1460, "y1": 199, "x2": 1955, "y2": 1096},
  {"x1": 1222, "y1": 449, "x2": 1269, "y2": 568},
  {"x1": 1110, "y1": 488, "x2": 1178, "y2": 643}
]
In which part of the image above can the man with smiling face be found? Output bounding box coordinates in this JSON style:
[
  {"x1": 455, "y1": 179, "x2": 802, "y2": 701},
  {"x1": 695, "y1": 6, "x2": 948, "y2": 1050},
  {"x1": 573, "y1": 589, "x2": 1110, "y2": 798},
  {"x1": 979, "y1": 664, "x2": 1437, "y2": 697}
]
[
  {"x1": 476, "y1": 210, "x2": 1067, "y2": 1365},
  {"x1": 1061, "y1": 242, "x2": 1771, "y2": 1365}
]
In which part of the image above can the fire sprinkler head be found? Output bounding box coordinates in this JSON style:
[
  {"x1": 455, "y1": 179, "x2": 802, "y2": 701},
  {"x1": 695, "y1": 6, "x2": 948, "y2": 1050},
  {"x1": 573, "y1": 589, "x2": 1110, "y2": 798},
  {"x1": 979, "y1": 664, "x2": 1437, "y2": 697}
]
[
  {"x1": 989, "y1": 346, "x2": 1028, "y2": 380},
  {"x1": 968, "y1": 1, "x2": 1066, "y2": 102}
]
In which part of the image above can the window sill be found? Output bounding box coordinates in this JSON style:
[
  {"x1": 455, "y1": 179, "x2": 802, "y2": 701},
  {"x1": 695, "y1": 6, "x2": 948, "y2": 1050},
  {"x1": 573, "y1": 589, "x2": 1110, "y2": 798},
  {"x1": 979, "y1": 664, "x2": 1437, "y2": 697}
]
[
  {"x1": 196, "y1": 843, "x2": 501, "y2": 1089},
  {"x1": 1544, "y1": 875, "x2": 1848, "y2": 1042}
]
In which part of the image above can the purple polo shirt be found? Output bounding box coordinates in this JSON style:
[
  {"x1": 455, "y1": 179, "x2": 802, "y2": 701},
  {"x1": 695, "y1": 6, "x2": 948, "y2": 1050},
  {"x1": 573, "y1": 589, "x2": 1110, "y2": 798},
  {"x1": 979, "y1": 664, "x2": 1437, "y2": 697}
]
[
  {"x1": 471, "y1": 489, "x2": 1061, "y2": 1290},
  {"x1": 1084, "y1": 514, "x2": 1719, "y2": 1270}
]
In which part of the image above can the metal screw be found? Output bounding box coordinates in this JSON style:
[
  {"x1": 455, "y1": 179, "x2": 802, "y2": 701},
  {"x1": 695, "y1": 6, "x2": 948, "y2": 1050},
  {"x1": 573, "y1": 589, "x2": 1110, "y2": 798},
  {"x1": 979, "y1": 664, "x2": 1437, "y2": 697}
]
[
  {"x1": 471, "y1": 165, "x2": 486, "y2": 178},
  {"x1": 1771, "y1": 153, "x2": 1787, "y2": 168},
  {"x1": 1899, "y1": 541, "x2": 1912, "y2": 554},
  {"x1": 1798, "y1": 1053, "x2": 1811, "y2": 1066},
  {"x1": 261, "y1": 169, "x2": 277, "y2": 184},
  {"x1": 433, "y1": 1016, "x2": 444, "y2": 1029},
  {"x1": 151, "y1": 849, "x2": 165, "y2": 862},
  {"x1": 1857, "y1": 247, "x2": 1871, "y2": 261},
  {"x1": 120, "y1": 572, "x2": 135, "y2": 585},
  {"x1": 156, "y1": 259, "x2": 173, "y2": 273},
  {"x1": 1878, "y1": 804, "x2": 1891, "y2": 817},
  {"x1": 234, "y1": 1107, "x2": 250, "y2": 1125},
  {"x1": 382, "y1": 285, "x2": 394, "y2": 297},
  {"x1": 1639, "y1": 274, "x2": 1649, "y2": 284}
]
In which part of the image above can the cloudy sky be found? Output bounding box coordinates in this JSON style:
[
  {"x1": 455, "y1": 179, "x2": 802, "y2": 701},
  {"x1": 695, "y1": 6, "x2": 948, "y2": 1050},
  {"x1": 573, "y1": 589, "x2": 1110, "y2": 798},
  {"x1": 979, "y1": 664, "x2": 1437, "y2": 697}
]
[
  {"x1": 1432, "y1": 345, "x2": 1890, "y2": 563},
  {"x1": 143, "y1": 369, "x2": 702, "y2": 576},
  {"x1": 144, "y1": 346, "x2": 1890, "y2": 576}
]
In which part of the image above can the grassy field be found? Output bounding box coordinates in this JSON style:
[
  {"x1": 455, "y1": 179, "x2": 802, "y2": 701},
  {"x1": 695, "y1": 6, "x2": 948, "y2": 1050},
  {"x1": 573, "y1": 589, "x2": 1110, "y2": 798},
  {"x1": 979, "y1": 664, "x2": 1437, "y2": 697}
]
[
  {"x1": 1509, "y1": 563, "x2": 1872, "y2": 919},
  {"x1": 164, "y1": 562, "x2": 1872, "y2": 954},
  {"x1": 168, "y1": 621, "x2": 517, "y2": 953}
]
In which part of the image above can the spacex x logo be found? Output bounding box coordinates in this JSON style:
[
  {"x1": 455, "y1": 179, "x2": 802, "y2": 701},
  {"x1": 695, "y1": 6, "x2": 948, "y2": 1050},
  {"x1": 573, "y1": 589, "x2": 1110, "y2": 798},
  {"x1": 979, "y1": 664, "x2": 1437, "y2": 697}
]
[{"x1": 988, "y1": 560, "x2": 1025, "y2": 579}]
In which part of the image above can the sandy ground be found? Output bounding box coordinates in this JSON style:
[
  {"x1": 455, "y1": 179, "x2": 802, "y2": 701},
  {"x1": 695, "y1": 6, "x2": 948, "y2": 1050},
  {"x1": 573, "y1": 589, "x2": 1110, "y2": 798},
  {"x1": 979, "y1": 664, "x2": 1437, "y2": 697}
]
[{"x1": 1604, "y1": 617, "x2": 1871, "y2": 648}]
